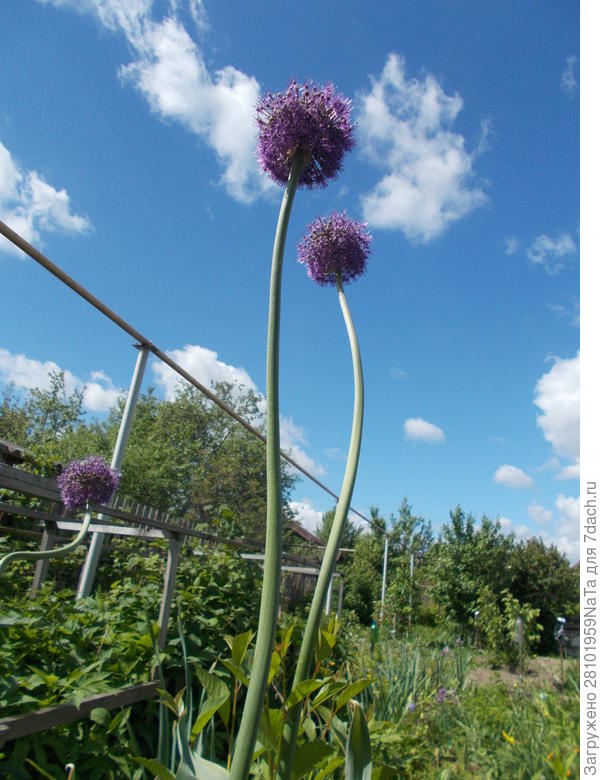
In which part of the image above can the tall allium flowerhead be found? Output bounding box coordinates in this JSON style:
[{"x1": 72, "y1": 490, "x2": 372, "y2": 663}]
[
  {"x1": 298, "y1": 211, "x2": 371, "y2": 286},
  {"x1": 256, "y1": 80, "x2": 355, "y2": 188},
  {"x1": 57, "y1": 456, "x2": 119, "y2": 510}
]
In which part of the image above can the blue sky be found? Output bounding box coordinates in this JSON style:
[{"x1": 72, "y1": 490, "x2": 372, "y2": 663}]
[{"x1": 1, "y1": 1, "x2": 580, "y2": 560}]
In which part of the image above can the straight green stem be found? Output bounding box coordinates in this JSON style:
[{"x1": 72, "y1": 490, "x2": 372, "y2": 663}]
[
  {"x1": 229, "y1": 153, "x2": 303, "y2": 780},
  {"x1": 278, "y1": 274, "x2": 364, "y2": 780}
]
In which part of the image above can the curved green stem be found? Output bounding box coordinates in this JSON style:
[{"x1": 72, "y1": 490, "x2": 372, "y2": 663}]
[
  {"x1": 0, "y1": 509, "x2": 93, "y2": 578},
  {"x1": 278, "y1": 273, "x2": 364, "y2": 780},
  {"x1": 229, "y1": 152, "x2": 304, "y2": 780}
]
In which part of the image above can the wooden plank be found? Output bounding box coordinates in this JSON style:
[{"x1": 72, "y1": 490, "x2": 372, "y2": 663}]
[
  {"x1": 30, "y1": 522, "x2": 57, "y2": 595},
  {"x1": 0, "y1": 682, "x2": 159, "y2": 746},
  {"x1": 56, "y1": 521, "x2": 169, "y2": 540},
  {"x1": 0, "y1": 463, "x2": 61, "y2": 502}
]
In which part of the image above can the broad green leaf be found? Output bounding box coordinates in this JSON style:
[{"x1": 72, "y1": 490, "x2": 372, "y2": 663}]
[
  {"x1": 312, "y1": 681, "x2": 347, "y2": 708},
  {"x1": 313, "y1": 756, "x2": 346, "y2": 780},
  {"x1": 258, "y1": 707, "x2": 284, "y2": 753},
  {"x1": 335, "y1": 678, "x2": 372, "y2": 710},
  {"x1": 225, "y1": 629, "x2": 254, "y2": 666},
  {"x1": 277, "y1": 622, "x2": 295, "y2": 659},
  {"x1": 175, "y1": 756, "x2": 229, "y2": 779},
  {"x1": 287, "y1": 678, "x2": 328, "y2": 707},
  {"x1": 291, "y1": 741, "x2": 334, "y2": 780},
  {"x1": 132, "y1": 757, "x2": 176, "y2": 780},
  {"x1": 191, "y1": 692, "x2": 230, "y2": 737},
  {"x1": 345, "y1": 701, "x2": 372, "y2": 780},
  {"x1": 267, "y1": 646, "x2": 282, "y2": 684},
  {"x1": 314, "y1": 628, "x2": 336, "y2": 663},
  {"x1": 88, "y1": 707, "x2": 111, "y2": 726},
  {"x1": 196, "y1": 667, "x2": 231, "y2": 727},
  {"x1": 221, "y1": 658, "x2": 249, "y2": 687}
]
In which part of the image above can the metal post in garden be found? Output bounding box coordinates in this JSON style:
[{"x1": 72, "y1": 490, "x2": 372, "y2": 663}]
[
  {"x1": 474, "y1": 609, "x2": 480, "y2": 650},
  {"x1": 379, "y1": 534, "x2": 389, "y2": 621},
  {"x1": 76, "y1": 344, "x2": 150, "y2": 599}
]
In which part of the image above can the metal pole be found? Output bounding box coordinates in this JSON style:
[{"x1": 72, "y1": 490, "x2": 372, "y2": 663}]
[
  {"x1": 76, "y1": 345, "x2": 149, "y2": 598},
  {"x1": 379, "y1": 535, "x2": 389, "y2": 621}
]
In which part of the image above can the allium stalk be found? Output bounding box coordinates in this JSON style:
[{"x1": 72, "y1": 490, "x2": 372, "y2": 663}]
[
  {"x1": 228, "y1": 153, "x2": 304, "y2": 780},
  {"x1": 278, "y1": 217, "x2": 369, "y2": 780},
  {"x1": 230, "y1": 82, "x2": 354, "y2": 780},
  {"x1": 0, "y1": 457, "x2": 118, "y2": 578}
]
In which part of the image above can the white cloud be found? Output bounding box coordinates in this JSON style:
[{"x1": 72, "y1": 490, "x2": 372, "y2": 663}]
[
  {"x1": 356, "y1": 53, "x2": 487, "y2": 242},
  {"x1": 493, "y1": 464, "x2": 533, "y2": 489},
  {"x1": 151, "y1": 343, "x2": 325, "y2": 476},
  {"x1": 549, "y1": 493, "x2": 580, "y2": 562},
  {"x1": 0, "y1": 348, "x2": 120, "y2": 412},
  {"x1": 499, "y1": 516, "x2": 531, "y2": 540},
  {"x1": 151, "y1": 344, "x2": 257, "y2": 401},
  {"x1": 39, "y1": 0, "x2": 272, "y2": 203},
  {"x1": 0, "y1": 140, "x2": 91, "y2": 256},
  {"x1": 526, "y1": 233, "x2": 577, "y2": 274},
  {"x1": 290, "y1": 499, "x2": 323, "y2": 534},
  {"x1": 404, "y1": 417, "x2": 445, "y2": 443},
  {"x1": 561, "y1": 55, "x2": 578, "y2": 96},
  {"x1": 504, "y1": 235, "x2": 519, "y2": 255},
  {"x1": 527, "y1": 501, "x2": 553, "y2": 525},
  {"x1": 534, "y1": 354, "x2": 579, "y2": 478}
]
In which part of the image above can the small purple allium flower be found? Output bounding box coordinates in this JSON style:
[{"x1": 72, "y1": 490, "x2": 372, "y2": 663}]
[
  {"x1": 256, "y1": 80, "x2": 355, "y2": 188},
  {"x1": 437, "y1": 687, "x2": 448, "y2": 703},
  {"x1": 441, "y1": 645, "x2": 450, "y2": 657},
  {"x1": 407, "y1": 701, "x2": 416, "y2": 713},
  {"x1": 57, "y1": 456, "x2": 119, "y2": 510},
  {"x1": 298, "y1": 211, "x2": 371, "y2": 286}
]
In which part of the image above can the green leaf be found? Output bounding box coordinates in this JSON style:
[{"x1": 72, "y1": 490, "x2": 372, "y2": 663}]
[
  {"x1": 221, "y1": 658, "x2": 249, "y2": 687},
  {"x1": 335, "y1": 678, "x2": 372, "y2": 710},
  {"x1": 287, "y1": 678, "x2": 328, "y2": 707},
  {"x1": 191, "y1": 691, "x2": 230, "y2": 737},
  {"x1": 345, "y1": 701, "x2": 372, "y2": 780},
  {"x1": 312, "y1": 681, "x2": 347, "y2": 708},
  {"x1": 314, "y1": 628, "x2": 336, "y2": 664},
  {"x1": 313, "y1": 756, "x2": 346, "y2": 780},
  {"x1": 291, "y1": 741, "x2": 334, "y2": 780},
  {"x1": 225, "y1": 629, "x2": 254, "y2": 666},
  {"x1": 88, "y1": 707, "x2": 111, "y2": 726},
  {"x1": 175, "y1": 756, "x2": 229, "y2": 779},
  {"x1": 132, "y1": 757, "x2": 176, "y2": 780}
]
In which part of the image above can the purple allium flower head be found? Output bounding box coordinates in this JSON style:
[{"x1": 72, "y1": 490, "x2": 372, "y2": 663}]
[
  {"x1": 407, "y1": 701, "x2": 416, "y2": 713},
  {"x1": 437, "y1": 687, "x2": 448, "y2": 703},
  {"x1": 442, "y1": 645, "x2": 450, "y2": 657},
  {"x1": 57, "y1": 456, "x2": 119, "y2": 510},
  {"x1": 298, "y1": 211, "x2": 371, "y2": 286},
  {"x1": 256, "y1": 80, "x2": 355, "y2": 188}
]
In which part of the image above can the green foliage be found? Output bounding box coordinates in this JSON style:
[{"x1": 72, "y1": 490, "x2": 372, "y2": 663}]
[
  {"x1": 508, "y1": 538, "x2": 579, "y2": 652},
  {"x1": 428, "y1": 507, "x2": 514, "y2": 629},
  {"x1": 476, "y1": 586, "x2": 542, "y2": 668}
]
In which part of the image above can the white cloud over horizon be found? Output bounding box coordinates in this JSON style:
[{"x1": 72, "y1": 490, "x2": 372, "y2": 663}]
[
  {"x1": 356, "y1": 53, "x2": 488, "y2": 242},
  {"x1": 494, "y1": 464, "x2": 534, "y2": 489},
  {"x1": 290, "y1": 499, "x2": 323, "y2": 534},
  {"x1": 534, "y1": 354, "x2": 579, "y2": 479},
  {"x1": 0, "y1": 139, "x2": 91, "y2": 256},
  {"x1": 404, "y1": 417, "x2": 445, "y2": 443},
  {"x1": 37, "y1": 0, "x2": 272, "y2": 204},
  {"x1": 0, "y1": 348, "x2": 121, "y2": 412}
]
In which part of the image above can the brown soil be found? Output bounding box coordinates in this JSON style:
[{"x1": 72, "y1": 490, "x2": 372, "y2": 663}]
[{"x1": 467, "y1": 653, "x2": 577, "y2": 689}]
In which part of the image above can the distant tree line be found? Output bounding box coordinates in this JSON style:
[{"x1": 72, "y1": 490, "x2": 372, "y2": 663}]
[{"x1": 1, "y1": 373, "x2": 578, "y2": 652}]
